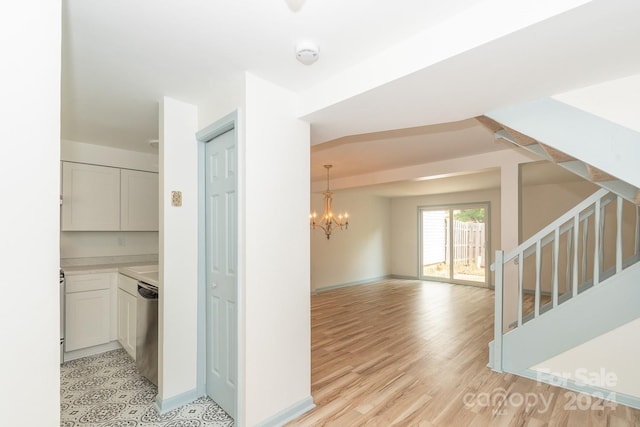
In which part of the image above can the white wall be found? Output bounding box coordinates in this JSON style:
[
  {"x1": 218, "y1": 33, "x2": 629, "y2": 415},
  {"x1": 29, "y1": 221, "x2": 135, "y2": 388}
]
[
  {"x1": 390, "y1": 188, "x2": 501, "y2": 283},
  {"x1": 60, "y1": 232, "x2": 158, "y2": 259},
  {"x1": 243, "y1": 73, "x2": 311, "y2": 426},
  {"x1": 158, "y1": 97, "x2": 200, "y2": 402},
  {"x1": 298, "y1": 0, "x2": 590, "y2": 142},
  {"x1": 521, "y1": 180, "x2": 598, "y2": 241},
  {"x1": 311, "y1": 191, "x2": 391, "y2": 290},
  {"x1": 61, "y1": 139, "x2": 159, "y2": 172},
  {"x1": 198, "y1": 73, "x2": 246, "y2": 131},
  {"x1": 533, "y1": 318, "x2": 640, "y2": 398},
  {"x1": 0, "y1": 1, "x2": 61, "y2": 425},
  {"x1": 60, "y1": 139, "x2": 159, "y2": 261}
]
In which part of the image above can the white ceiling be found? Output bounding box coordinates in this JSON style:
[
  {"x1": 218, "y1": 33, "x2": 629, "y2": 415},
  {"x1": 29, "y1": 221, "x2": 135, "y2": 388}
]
[
  {"x1": 61, "y1": 0, "x2": 640, "y2": 192},
  {"x1": 61, "y1": 0, "x2": 485, "y2": 152}
]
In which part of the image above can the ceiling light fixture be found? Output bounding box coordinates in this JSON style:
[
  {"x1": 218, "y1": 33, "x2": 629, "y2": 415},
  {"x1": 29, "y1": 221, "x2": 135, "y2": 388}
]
[
  {"x1": 284, "y1": 0, "x2": 306, "y2": 12},
  {"x1": 310, "y1": 165, "x2": 349, "y2": 239},
  {"x1": 295, "y1": 40, "x2": 319, "y2": 65}
]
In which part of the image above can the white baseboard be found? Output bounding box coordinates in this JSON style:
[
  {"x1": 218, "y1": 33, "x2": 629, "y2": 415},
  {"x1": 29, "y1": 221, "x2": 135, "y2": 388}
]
[
  {"x1": 63, "y1": 341, "x2": 122, "y2": 362},
  {"x1": 312, "y1": 275, "x2": 392, "y2": 295},
  {"x1": 155, "y1": 388, "x2": 203, "y2": 414},
  {"x1": 255, "y1": 396, "x2": 315, "y2": 427}
]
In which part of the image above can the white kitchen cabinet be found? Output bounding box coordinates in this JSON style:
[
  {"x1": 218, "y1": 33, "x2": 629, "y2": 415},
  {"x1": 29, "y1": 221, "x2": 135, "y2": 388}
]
[
  {"x1": 117, "y1": 274, "x2": 138, "y2": 359},
  {"x1": 65, "y1": 272, "x2": 117, "y2": 352},
  {"x1": 61, "y1": 161, "x2": 159, "y2": 231},
  {"x1": 61, "y1": 162, "x2": 121, "y2": 231},
  {"x1": 121, "y1": 169, "x2": 159, "y2": 231}
]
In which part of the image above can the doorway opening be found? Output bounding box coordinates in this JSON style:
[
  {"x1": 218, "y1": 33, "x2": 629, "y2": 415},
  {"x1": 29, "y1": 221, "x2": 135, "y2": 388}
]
[{"x1": 419, "y1": 203, "x2": 489, "y2": 287}]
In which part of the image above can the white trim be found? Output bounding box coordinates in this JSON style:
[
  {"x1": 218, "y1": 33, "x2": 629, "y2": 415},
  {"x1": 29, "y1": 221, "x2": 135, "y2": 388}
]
[
  {"x1": 312, "y1": 275, "x2": 393, "y2": 294},
  {"x1": 155, "y1": 388, "x2": 202, "y2": 414},
  {"x1": 254, "y1": 396, "x2": 315, "y2": 427},
  {"x1": 63, "y1": 341, "x2": 121, "y2": 362}
]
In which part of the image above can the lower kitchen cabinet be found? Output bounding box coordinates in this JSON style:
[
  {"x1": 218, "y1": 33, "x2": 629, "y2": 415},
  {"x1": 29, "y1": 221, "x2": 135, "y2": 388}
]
[
  {"x1": 117, "y1": 274, "x2": 138, "y2": 359},
  {"x1": 65, "y1": 271, "x2": 117, "y2": 352}
]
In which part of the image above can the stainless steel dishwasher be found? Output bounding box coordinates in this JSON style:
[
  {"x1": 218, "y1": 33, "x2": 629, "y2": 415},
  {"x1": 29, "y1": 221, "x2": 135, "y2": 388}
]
[{"x1": 136, "y1": 281, "x2": 158, "y2": 386}]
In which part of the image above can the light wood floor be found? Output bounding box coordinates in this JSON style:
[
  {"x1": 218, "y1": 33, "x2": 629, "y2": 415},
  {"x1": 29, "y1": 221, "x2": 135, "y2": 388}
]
[{"x1": 287, "y1": 279, "x2": 640, "y2": 426}]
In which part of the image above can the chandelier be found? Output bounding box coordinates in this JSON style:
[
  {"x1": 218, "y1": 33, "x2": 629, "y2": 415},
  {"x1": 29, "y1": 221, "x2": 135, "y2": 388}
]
[{"x1": 310, "y1": 165, "x2": 349, "y2": 239}]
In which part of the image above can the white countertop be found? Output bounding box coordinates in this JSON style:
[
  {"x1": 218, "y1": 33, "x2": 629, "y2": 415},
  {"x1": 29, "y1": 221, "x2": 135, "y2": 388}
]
[
  {"x1": 62, "y1": 263, "x2": 159, "y2": 288},
  {"x1": 119, "y1": 265, "x2": 159, "y2": 287}
]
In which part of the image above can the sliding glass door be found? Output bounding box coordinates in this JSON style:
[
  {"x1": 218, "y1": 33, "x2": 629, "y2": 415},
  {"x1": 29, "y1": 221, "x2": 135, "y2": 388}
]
[{"x1": 420, "y1": 204, "x2": 489, "y2": 286}]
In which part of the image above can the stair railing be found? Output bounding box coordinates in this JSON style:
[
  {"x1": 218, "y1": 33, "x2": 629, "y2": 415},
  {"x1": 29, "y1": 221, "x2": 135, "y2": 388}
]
[{"x1": 491, "y1": 188, "x2": 633, "y2": 372}]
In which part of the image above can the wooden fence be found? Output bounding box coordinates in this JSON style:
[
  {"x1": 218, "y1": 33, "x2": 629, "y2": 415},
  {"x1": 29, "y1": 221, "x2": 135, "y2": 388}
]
[{"x1": 449, "y1": 220, "x2": 485, "y2": 267}]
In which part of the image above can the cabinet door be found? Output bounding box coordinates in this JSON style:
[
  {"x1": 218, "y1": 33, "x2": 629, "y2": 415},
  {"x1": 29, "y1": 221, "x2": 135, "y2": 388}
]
[
  {"x1": 65, "y1": 289, "x2": 111, "y2": 351},
  {"x1": 61, "y1": 162, "x2": 120, "y2": 231},
  {"x1": 121, "y1": 169, "x2": 159, "y2": 231},
  {"x1": 117, "y1": 288, "x2": 137, "y2": 359}
]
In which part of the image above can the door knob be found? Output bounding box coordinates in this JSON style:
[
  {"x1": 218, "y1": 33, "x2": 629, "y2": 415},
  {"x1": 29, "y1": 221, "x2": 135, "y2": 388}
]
[{"x1": 211, "y1": 282, "x2": 218, "y2": 289}]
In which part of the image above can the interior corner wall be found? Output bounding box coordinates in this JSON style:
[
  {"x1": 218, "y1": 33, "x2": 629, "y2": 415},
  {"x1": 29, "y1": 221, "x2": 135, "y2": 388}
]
[
  {"x1": 198, "y1": 73, "x2": 246, "y2": 131},
  {"x1": 520, "y1": 178, "x2": 637, "y2": 293},
  {"x1": 243, "y1": 73, "x2": 311, "y2": 426},
  {"x1": 0, "y1": 1, "x2": 61, "y2": 424},
  {"x1": 158, "y1": 97, "x2": 199, "y2": 401},
  {"x1": 311, "y1": 191, "x2": 392, "y2": 291},
  {"x1": 521, "y1": 180, "x2": 599, "y2": 241},
  {"x1": 390, "y1": 189, "x2": 501, "y2": 283}
]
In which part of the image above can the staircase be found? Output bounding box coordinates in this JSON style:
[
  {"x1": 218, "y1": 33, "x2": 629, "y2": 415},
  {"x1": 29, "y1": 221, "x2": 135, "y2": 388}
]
[
  {"x1": 477, "y1": 98, "x2": 640, "y2": 204},
  {"x1": 481, "y1": 98, "x2": 640, "y2": 406}
]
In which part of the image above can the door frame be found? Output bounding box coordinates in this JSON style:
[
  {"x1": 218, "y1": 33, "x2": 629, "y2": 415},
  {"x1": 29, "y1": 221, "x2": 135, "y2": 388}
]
[
  {"x1": 418, "y1": 201, "x2": 491, "y2": 287},
  {"x1": 195, "y1": 110, "x2": 243, "y2": 422}
]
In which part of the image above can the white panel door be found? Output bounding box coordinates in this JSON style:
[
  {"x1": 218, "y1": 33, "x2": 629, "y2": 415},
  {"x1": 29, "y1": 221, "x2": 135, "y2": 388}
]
[
  {"x1": 61, "y1": 162, "x2": 121, "y2": 230},
  {"x1": 121, "y1": 169, "x2": 159, "y2": 231},
  {"x1": 205, "y1": 129, "x2": 237, "y2": 418}
]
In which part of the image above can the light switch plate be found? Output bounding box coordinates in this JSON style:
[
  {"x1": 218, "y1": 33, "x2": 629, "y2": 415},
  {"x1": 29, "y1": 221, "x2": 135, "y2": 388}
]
[{"x1": 171, "y1": 191, "x2": 182, "y2": 207}]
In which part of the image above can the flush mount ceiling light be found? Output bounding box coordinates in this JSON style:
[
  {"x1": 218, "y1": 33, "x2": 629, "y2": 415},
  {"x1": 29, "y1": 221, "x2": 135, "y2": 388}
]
[
  {"x1": 310, "y1": 165, "x2": 349, "y2": 240},
  {"x1": 295, "y1": 40, "x2": 319, "y2": 65},
  {"x1": 284, "y1": 0, "x2": 306, "y2": 12}
]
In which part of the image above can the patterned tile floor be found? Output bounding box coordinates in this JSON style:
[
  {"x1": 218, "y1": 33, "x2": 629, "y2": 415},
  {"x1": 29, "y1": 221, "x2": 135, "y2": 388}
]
[{"x1": 60, "y1": 349, "x2": 234, "y2": 427}]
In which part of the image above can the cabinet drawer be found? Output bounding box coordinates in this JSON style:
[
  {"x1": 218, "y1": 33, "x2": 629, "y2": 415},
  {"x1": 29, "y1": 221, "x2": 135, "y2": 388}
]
[
  {"x1": 118, "y1": 274, "x2": 138, "y2": 296},
  {"x1": 66, "y1": 272, "x2": 113, "y2": 293}
]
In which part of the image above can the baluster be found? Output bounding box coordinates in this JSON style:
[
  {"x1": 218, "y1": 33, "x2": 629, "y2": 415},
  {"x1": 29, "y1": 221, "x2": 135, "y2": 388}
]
[
  {"x1": 581, "y1": 216, "x2": 589, "y2": 287},
  {"x1": 636, "y1": 205, "x2": 640, "y2": 257},
  {"x1": 493, "y1": 250, "x2": 504, "y2": 372},
  {"x1": 535, "y1": 240, "x2": 541, "y2": 318},
  {"x1": 594, "y1": 198, "x2": 601, "y2": 285},
  {"x1": 566, "y1": 227, "x2": 573, "y2": 293},
  {"x1": 518, "y1": 251, "x2": 523, "y2": 327},
  {"x1": 573, "y1": 216, "x2": 579, "y2": 297},
  {"x1": 616, "y1": 196, "x2": 623, "y2": 273},
  {"x1": 553, "y1": 228, "x2": 559, "y2": 308}
]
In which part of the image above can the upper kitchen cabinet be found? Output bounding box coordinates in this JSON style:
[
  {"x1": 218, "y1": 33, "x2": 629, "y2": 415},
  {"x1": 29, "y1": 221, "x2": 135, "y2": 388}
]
[
  {"x1": 61, "y1": 161, "x2": 159, "y2": 231},
  {"x1": 121, "y1": 169, "x2": 159, "y2": 231},
  {"x1": 62, "y1": 162, "x2": 120, "y2": 230}
]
